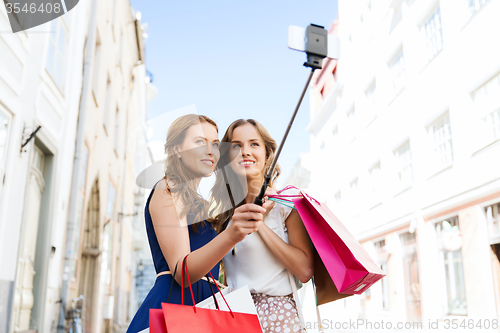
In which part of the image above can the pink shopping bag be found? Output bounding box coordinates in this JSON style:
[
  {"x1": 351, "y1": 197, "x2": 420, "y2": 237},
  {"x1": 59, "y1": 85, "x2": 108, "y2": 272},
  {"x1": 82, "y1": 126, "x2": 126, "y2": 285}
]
[{"x1": 271, "y1": 187, "x2": 385, "y2": 304}]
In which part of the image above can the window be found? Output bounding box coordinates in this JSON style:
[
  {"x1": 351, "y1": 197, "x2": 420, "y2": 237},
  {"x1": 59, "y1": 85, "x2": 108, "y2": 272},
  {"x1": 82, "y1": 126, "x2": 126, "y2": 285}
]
[
  {"x1": 481, "y1": 109, "x2": 500, "y2": 143},
  {"x1": 390, "y1": 5, "x2": 403, "y2": 33},
  {"x1": 472, "y1": 72, "x2": 500, "y2": 105},
  {"x1": 350, "y1": 177, "x2": 359, "y2": 202},
  {"x1": 400, "y1": 231, "x2": 422, "y2": 321},
  {"x1": 472, "y1": 73, "x2": 500, "y2": 146},
  {"x1": 0, "y1": 108, "x2": 12, "y2": 200},
  {"x1": 365, "y1": 82, "x2": 376, "y2": 108},
  {"x1": 394, "y1": 141, "x2": 413, "y2": 191},
  {"x1": 114, "y1": 108, "x2": 120, "y2": 155},
  {"x1": 46, "y1": 18, "x2": 68, "y2": 88},
  {"x1": 368, "y1": 162, "x2": 382, "y2": 207},
  {"x1": 350, "y1": 178, "x2": 358, "y2": 191},
  {"x1": 107, "y1": 182, "x2": 116, "y2": 220},
  {"x1": 421, "y1": 6, "x2": 443, "y2": 62},
  {"x1": 347, "y1": 106, "x2": 356, "y2": 120},
  {"x1": 467, "y1": 0, "x2": 489, "y2": 15},
  {"x1": 79, "y1": 145, "x2": 89, "y2": 191},
  {"x1": 374, "y1": 240, "x2": 389, "y2": 310},
  {"x1": 119, "y1": 31, "x2": 124, "y2": 66},
  {"x1": 389, "y1": 51, "x2": 406, "y2": 96},
  {"x1": 92, "y1": 34, "x2": 102, "y2": 103},
  {"x1": 102, "y1": 222, "x2": 113, "y2": 290},
  {"x1": 332, "y1": 126, "x2": 339, "y2": 138},
  {"x1": 485, "y1": 203, "x2": 500, "y2": 240},
  {"x1": 103, "y1": 77, "x2": 112, "y2": 133},
  {"x1": 71, "y1": 144, "x2": 89, "y2": 280},
  {"x1": 435, "y1": 217, "x2": 467, "y2": 315},
  {"x1": 428, "y1": 113, "x2": 453, "y2": 171},
  {"x1": 31, "y1": 145, "x2": 45, "y2": 174}
]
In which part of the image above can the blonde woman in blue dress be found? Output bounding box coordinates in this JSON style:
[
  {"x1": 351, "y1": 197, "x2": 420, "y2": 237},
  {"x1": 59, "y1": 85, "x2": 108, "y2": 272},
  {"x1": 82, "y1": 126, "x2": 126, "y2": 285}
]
[
  {"x1": 211, "y1": 119, "x2": 314, "y2": 333},
  {"x1": 127, "y1": 115, "x2": 267, "y2": 333}
]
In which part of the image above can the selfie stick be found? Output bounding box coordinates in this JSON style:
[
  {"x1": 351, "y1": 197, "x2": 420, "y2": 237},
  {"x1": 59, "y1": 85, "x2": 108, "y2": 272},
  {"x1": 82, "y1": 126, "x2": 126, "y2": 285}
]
[
  {"x1": 253, "y1": 24, "x2": 331, "y2": 206},
  {"x1": 253, "y1": 69, "x2": 315, "y2": 206}
]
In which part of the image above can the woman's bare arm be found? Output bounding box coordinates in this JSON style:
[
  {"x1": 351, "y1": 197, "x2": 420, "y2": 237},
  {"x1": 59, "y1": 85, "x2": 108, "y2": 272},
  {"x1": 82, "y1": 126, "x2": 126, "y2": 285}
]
[
  {"x1": 256, "y1": 209, "x2": 314, "y2": 283},
  {"x1": 150, "y1": 184, "x2": 265, "y2": 287}
]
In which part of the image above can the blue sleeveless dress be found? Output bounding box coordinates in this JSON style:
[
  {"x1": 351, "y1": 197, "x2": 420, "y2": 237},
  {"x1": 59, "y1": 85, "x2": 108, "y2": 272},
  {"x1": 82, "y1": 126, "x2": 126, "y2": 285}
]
[{"x1": 127, "y1": 185, "x2": 219, "y2": 333}]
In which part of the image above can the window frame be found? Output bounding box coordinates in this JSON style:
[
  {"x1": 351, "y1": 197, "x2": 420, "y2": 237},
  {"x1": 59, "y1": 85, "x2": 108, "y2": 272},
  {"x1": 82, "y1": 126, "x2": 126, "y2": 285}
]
[
  {"x1": 114, "y1": 107, "x2": 120, "y2": 156},
  {"x1": 46, "y1": 17, "x2": 68, "y2": 91},
  {"x1": 427, "y1": 112, "x2": 453, "y2": 174},
  {"x1": 393, "y1": 141, "x2": 413, "y2": 193},
  {"x1": 368, "y1": 161, "x2": 382, "y2": 208},
  {"x1": 434, "y1": 217, "x2": 468, "y2": 316},
  {"x1": 388, "y1": 49, "x2": 406, "y2": 98},
  {"x1": 0, "y1": 107, "x2": 12, "y2": 202},
  {"x1": 374, "y1": 239, "x2": 390, "y2": 311},
  {"x1": 484, "y1": 203, "x2": 500, "y2": 244},
  {"x1": 466, "y1": 0, "x2": 490, "y2": 16},
  {"x1": 420, "y1": 5, "x2": 443, "y2": 63},
  {"x1": 471, "y1": 72, "x2": 500, "y2": 148},
  {"x1": 107, "y1": 180, "x2": 117, "y2": 221}
]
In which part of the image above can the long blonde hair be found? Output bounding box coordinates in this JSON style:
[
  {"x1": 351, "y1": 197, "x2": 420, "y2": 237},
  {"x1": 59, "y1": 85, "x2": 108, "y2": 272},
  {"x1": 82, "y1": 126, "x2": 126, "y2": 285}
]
[
  {"x1": 209, "y1": 119, "x2": 281, "y2": 233},
  {"x1": 163, "y1": 114, "x2": 218, "y2": 232}
]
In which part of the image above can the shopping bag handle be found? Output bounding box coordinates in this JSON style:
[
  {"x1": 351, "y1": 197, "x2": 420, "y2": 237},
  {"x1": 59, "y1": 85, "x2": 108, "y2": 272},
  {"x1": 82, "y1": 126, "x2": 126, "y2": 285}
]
[
  {"x1": 205, "y1": 273, "x2": 220, "y2": 310},
  {"x1": 166, "y1": 255, "x2": 219, "y2": 308},
  {"x1": 206, "y1": 271, "x2": 234, "y2": 318},
  {"x1": 166, "y1": 260, "x2": 180, "y2": 303},
  {"x1": 181, "y1": 255, "x2": 196, "y2": 311},
  {"x1": 277, "y1": 185, "x2": 301, "y2": 194},
  {"x1": 181, "y1": 257, "x2": 234, "y2": 317}
]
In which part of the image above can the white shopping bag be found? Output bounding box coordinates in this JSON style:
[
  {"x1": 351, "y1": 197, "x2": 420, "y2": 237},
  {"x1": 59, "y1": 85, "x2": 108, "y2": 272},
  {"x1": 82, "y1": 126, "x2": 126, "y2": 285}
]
[{"x1": 196, "y1": 285, "x2": 258, "y2": 315}]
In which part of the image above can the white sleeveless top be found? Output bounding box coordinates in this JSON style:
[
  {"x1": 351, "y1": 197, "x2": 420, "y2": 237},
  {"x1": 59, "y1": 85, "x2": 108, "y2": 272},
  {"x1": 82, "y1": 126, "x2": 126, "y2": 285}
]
[{"x1": 222, "y1": 188, "x2": 300, "y2": 296}]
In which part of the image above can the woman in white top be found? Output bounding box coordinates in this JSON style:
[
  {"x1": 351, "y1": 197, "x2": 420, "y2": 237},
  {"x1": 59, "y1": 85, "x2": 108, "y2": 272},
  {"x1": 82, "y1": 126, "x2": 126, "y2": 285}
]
[{"x1": 211, "y1": 119, "x2": 314, "y2": 333}]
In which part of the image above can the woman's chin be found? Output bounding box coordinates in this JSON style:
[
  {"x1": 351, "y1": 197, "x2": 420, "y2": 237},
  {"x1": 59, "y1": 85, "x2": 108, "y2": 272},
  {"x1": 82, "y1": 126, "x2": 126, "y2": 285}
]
[{"x1": 199, "y1": 166, "x2": 215, "y2": 178}]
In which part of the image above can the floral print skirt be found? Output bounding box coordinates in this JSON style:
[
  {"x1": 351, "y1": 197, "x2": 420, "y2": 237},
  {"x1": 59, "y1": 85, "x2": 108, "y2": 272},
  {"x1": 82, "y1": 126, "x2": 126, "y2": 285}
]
[{"x1": 251, "y1": 293, "x2": 306, "y2": 333}]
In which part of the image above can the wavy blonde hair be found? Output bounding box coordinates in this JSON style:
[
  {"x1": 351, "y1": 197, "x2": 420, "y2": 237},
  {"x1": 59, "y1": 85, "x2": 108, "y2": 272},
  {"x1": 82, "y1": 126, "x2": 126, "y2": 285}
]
[
  {"x1": 209, "y1": 119, "x2": 281, "y2": 233},
  {"x1": 163, "y1": 114, "x2": 218, "y2": 232}
]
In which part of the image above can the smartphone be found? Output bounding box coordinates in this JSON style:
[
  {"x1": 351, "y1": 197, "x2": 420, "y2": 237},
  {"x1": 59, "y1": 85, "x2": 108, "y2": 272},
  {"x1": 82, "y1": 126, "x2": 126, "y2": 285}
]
[{"x1": 288, "y1": 25, "x2": 340, "y2": 60}]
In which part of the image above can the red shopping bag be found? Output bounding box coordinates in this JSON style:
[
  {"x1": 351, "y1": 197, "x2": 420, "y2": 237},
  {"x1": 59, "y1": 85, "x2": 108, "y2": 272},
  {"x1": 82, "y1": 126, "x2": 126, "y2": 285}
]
[
  {"x1": 149, "y1": 256, "x2": 262, "y2": 333},
  {"x1": 271, "y1": 186, "x2": 385, "y2": 305},
  {"x1": 150, "y1": 309, "x2": 167, "y2": 333}
]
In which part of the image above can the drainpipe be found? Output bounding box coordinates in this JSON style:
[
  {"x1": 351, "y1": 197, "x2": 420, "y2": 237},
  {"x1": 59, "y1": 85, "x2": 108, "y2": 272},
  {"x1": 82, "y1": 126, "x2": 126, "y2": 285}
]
[
  {"x1": 115, "y1": 66, "x2": 138, "y2": 327},
  {"x1": 57, "y1": 0, "x2": 98, "y2": 332}
]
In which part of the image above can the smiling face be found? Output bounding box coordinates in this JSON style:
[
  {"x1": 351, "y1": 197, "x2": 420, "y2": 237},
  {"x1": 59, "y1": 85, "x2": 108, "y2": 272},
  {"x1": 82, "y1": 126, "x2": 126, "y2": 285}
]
[
  {"x1": 228, "y1": 123, "x2": 267, "y2": 180},
  {"x1": 175, "y1": 122, "x2": 220, "y2": 178}
]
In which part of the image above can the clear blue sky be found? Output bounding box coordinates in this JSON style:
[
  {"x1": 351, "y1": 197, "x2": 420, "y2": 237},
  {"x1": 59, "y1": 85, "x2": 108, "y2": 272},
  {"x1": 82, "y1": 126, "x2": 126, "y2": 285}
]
[{"x1": 129, "y1": 0, "x2": 338, "y2": 186}]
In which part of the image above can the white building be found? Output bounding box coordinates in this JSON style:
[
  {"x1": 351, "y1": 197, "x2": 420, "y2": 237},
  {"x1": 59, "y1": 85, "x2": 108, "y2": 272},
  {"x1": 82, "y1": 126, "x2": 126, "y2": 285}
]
[
  {"x1": 0, "y1": 3, "x2": 90, "y2": 333},
  {"x1": 306, "y1": 0, "x2": 500, "y2": 329},
  {"x1": 0, "y1": 1, "x2": 156, "y2": 332}
]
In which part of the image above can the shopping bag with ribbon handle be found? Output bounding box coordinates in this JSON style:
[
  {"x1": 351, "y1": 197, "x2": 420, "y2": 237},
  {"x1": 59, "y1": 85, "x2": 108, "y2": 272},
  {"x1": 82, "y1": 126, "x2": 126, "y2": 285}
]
[
  {"x1": 149, "y1": 255, "x2": 263, "y2": 333},
  {"x1": 269, "y1": 186, "x2": 385, "y2": 305},
  {"x1": 196, "y1": 284, "x2": 259, "y2": 316}
]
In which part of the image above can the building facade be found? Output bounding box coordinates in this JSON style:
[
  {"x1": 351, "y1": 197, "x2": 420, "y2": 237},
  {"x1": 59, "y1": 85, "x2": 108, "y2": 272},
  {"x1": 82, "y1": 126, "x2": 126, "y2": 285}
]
[
  {"x1": 0, "y1": 1, "x2": 155, "y2": 332},
  {"x1": 0, "y1": 2, "x2": 90, "y2": 333},
  {"x1": 306, "y1": 0, "x2": 500, "y2": 329}
]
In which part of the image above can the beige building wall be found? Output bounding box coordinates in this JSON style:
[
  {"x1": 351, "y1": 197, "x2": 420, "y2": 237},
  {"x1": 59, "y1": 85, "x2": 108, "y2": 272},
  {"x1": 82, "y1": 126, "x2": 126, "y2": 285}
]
[{"x1": 63, "y1": 1, "x2": 154, "y2": 333}]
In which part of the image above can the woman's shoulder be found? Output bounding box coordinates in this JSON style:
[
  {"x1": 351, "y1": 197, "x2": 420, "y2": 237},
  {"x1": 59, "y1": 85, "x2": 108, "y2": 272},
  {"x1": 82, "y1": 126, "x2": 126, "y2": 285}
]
[{"x1": 149, "y1": 181, "x2": 181, "y2": 223}]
